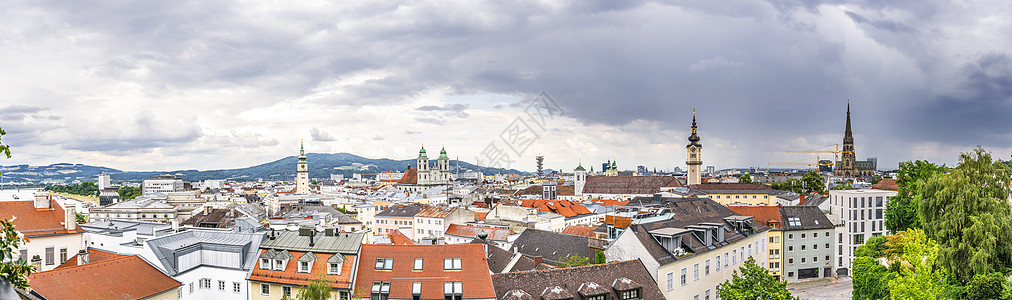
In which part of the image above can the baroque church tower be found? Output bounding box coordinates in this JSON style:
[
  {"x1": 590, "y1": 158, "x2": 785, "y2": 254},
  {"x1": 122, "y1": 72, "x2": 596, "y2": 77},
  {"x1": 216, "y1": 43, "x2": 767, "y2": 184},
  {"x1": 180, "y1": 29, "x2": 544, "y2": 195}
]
[
  {"x1": 295, "y1": 140, "x2": 310, "y2": 194},
  {"x1": 686, "y1": 111, "x2": 702, "y2": 185}
]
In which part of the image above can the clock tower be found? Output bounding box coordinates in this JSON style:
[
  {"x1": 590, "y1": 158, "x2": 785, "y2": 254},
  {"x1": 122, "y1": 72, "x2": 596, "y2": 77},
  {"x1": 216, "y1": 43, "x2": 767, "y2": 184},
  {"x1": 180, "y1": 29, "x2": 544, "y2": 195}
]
[
  {"x1": 295, "y1": 140, "x2": 310, "y2": 194},
  {"x1": 686, "y1": 110, "x2": 702, "y2": 185}
]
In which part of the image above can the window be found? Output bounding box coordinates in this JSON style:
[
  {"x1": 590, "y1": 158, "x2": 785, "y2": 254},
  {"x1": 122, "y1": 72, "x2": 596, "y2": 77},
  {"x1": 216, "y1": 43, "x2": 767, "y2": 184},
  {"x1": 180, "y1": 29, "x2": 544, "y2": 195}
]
[
  {"x1": 444, "y1": 282, "x2": 463, "y2": 300},
  {"x1": 274, "y1": 259, "x2": 284, "y2": 271},
  {"x1": 826, "y1": 231, "x2": 831, "y2": 237},
  {"x1": 705, "y1": 259, "x2": 711, "y2": 277},
  {"x1": 376, "y1": 258, "x2": 393, "y2": 270},
  {"x1": 813, "y1": 232, "x2": 818, "y2": 238},
  {"x1": 190, "y1": 282, "x2": 194, "y2": 294},
  {"x1": 283, "y1": 286, "x2": 292, "y2": 298},
  {"x1": 693, "y1": 263, "x2": 700, "y2": 281},
  {"x1": 444, "y1": 258, "x2": 462, "y2": 270},
  {"x1": 219, "y1": 280, "x2": 225, "y2": 291},
  {"x1": 585, "y1": 295, "x2": 606, "y2": 300},
  {"x1": 826, "y1": 243, "x2": 830, "y2": 249},
  {"x1": 740, "y1": 247, "x2": 744, "y2": 261},
  {"x1": 801, "y1": 245, "x2": 806, "y2": 251},
  {"x1": 680, "y1": 267, "x2": 688, "y2": 286},
  {"x1": 45, "y1": 247, "x2": 54, "y2": 265},
  {"x1": 801, "y1": 233, "x2": 806, "y2": 239},
  {"x1": 619, "y1": 288, "x2": 640, "y2": 300},
  {"x1": 826, "y1": 255, "x2": 831, "y2": 261},
  {"x1": 666, "y1": 272, "x2": 674, "y2": 291},
  {"x1": 788, "y1": 258, "x2": 794, "y2": 264},
  {"x1": 813, "y1": 256, "x2": 818, "y2": 262},
  {"x1": 788, "y1": 271, "x2": 795, "y2": 277},
  {"x1": 715, "y1": 255, "x2": 721, "y2": 271},
  {"x1": 59, "y1": 248, "x2": 67, "y2": 264},
  {"x1": 371, "y1": 281, "x2": 391, "y2": 300},
  {"x1": 788, "y1": 234, "x2": 794, "y2": 240},
  {"x1": 801, "y1": 257, "x2": 806, "y2": 263},
  {"x1": 788, "y1": 246, "x2": 794, "y2": 252},
  {"x1": 19, "y1": 250, "x2": 27, "y2": 261},
  {"x1": 330, "y1": 263, "x2": 342, "y2": 275},
  {"x1": 415, "y1": 258, "x2": 424, "y2": 270},
  {"x1": 300, "y1": 261, "x2": 310, "y2": 273},
  {"x1": 233, "y1": 282, "x2": 241, "y2": 293},
  {"x1": 787, "y1": 217, "x2": 801, "y2": 227},
  {"x1": 413, "y1": 282, "x2": 422, "y2": 300},
  {"x1": 732, "y1": 250, "x2": 737, "y2": 264},
  {"x1": 261, "y1": 284, "x2": 270, "y2": 296},
  {"x1": 724, "y1": 253, "x2": 728, "y2": 268},
  {"x1": 262, "y1": 258, "x2": 271, "y2": 270},
  {"x1": 748, "y1": 244, "x2": 752, "y2": 256},
  {"x1": 201, "y1": 278, "x2": 211, "y2": 289},
  {"x1": 705, "y1": 289, "x2": 711, "y2": 300}
]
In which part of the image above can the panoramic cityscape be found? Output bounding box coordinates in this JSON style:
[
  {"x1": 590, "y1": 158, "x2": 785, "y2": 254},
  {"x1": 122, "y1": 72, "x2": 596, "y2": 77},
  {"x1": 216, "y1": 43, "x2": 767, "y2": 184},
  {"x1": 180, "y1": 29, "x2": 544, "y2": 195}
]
[{"x1": 2, "y1": 1, "x2": 1012, "y2": 300}]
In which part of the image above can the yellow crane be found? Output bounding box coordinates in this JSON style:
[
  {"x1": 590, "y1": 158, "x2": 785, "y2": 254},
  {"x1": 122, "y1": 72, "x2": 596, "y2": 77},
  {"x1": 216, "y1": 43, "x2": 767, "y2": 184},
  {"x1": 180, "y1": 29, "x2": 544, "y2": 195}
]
[
  {"x1": 768, "y1": 156, "x2": 825, "y2": 168},
  {"x1": 785, "y1": 144, "x2": 839, "y2": 165}
]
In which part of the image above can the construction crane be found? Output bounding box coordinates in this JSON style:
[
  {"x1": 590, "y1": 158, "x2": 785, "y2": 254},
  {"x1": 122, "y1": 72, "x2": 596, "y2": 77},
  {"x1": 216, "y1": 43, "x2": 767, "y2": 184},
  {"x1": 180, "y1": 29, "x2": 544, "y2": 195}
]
[
  {"x1": 768, "y1": 156, "x2": 824, "y2": 168},
  {"x1": 785, "y1": 144, "x2": 840, "y2": 165}
]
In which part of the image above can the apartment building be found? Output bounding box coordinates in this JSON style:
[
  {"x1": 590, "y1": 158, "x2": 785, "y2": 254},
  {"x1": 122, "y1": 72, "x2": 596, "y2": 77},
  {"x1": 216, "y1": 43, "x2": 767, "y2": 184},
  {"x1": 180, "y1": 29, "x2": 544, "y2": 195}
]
[
  {"x1": 0, "y1": 193, "x2": 84, "y2": 272},
  {"x1": 249, "y1": 229, "x2": 367, "y2": 300},
  {"x1": 828, "y1": 189, "x2": 897, "y2": 276}
]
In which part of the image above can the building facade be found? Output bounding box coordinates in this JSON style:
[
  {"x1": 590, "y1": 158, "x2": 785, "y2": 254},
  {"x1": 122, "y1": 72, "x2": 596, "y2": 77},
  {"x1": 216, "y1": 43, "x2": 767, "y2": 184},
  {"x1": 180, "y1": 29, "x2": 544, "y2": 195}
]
[
  {"x1": 143, "y1": 176, "x2": 184, "y2": 195},
  {"x1": 1, "y1": 193, "x2": 84, "y2": 272},
  {"x1": 779, "y1": 206, "x2": 836, "y2": 282},
  {"x1": 827, "y1": 189, "x2": 896, "y2": 275},
  {"x1": 249, "y1": 229, "x2": 366, "y2": 300}
]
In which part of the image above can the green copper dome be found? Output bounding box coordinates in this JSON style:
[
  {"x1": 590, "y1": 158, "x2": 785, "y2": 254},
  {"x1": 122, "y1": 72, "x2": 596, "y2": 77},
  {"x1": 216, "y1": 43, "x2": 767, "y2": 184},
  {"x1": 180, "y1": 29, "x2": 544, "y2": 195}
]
[
  {"x1": 418, "y1": 146, "x2": 428, "y2": 158},
  {"x1": 439, "y1": 147, "x2": 449, "y2": 159},
  {"x1": 574, "y1": 164, "x2": 586, "y2": 171}
]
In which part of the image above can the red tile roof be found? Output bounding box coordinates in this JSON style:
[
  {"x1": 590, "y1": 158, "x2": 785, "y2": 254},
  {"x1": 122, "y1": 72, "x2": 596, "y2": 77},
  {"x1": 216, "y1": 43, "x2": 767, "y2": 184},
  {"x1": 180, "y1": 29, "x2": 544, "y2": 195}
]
[
  {"x1": 726, "y1": 205, "x2": 783, "y2": 230},
  {"x1": 388, "y1": 231, "x2": 417, "y2": 245},
  {"x1": 249, "y1": 250, "x2": 357, "y2": 289},
  {"x1": 560, "y1": 225, "x2": 597, "y2": 238},
  {"x1": 29, "y1": 255, "x2": 180, "y2": 300},
  {"x1": 354, "y1": 244, "x2": 496, "y2": 299},
  {"x1": 582, "y1": 176, "x2": 680, "y2": 194},
  {"x1": 517, "y1": 200, "x2": 594, "y2": 218},
  {"x1": 0, "y1": 199, "x2": 83, "y2": 238},
  {"x1": 56, "y1": 249, "x2": 129, "y2": 269},
  {"x1": 872, "y1": 179, "x2": 898, "y2": 191},
  {"x1": 397, "y1": 168, "x2": 418, "y2": 184},
  {"x1": 445, "y1": 224, "x2": 514, "y2": 241},
  {"x1": 474, "y1": 212, "x2": 489, "y2": 221},
  {"x1": 590, "y1": 199, "x2": 630, "y2": 206}
]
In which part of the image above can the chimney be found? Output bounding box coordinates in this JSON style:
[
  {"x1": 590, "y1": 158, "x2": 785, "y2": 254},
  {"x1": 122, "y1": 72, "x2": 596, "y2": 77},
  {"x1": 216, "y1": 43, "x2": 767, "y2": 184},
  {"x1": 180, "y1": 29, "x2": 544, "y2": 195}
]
[
  {"x1": 171, "y1": 219, "x2": 179, "y2": 231},
  {"x1": 204, "y1": 206, "x2": 212, "y2": 215},
  {"x1": 34, "y1": 193, "x2": 50, "y2": 209},
  {"x1": 325, "y1": 228, "x2": 335, "y2": 236},
  {"x1": 270, "y1": 228, "x2": 277, "y2": 240},
  {"x1": 799, "y1": 194, "x2": 807, "y2": 205},
  {"x1": 65, "y1": 205, "x2": 76, "y2": 231},
  {"x1": 77, "y1": 249, "x2": 89, "y2": 265},
  {"x1": 31, "y1": 255, "x2": 41, "y2": 268},
  {"x1": 532, "y1": 256, "x2": 543, "y2": 266},
  {"x1": 398, "y1": 204, "x2": 404, "y2": 208},
  {"x1": 309, "y1": 231, "x2": 316, "y2": 247}
]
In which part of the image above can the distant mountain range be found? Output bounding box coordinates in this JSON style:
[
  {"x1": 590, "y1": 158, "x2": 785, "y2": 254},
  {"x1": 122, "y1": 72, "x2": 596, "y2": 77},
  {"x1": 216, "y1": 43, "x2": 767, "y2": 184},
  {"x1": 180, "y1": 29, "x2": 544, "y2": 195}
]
[{"x1": 0, "y1": 153, "x2": 526, "y2": 184}]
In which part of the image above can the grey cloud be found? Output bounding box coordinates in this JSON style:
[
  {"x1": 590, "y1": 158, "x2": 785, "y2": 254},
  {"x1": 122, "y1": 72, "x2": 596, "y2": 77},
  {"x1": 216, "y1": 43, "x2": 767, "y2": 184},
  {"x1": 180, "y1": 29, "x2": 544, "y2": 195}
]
[
  {"x1": 404, "y1": 130, "x2": 421, "y2": 135},
  {"x1": 415, "y1": 103, "x2": 469, "y2": 118},
  {"x1": 415, "y1": 118, "x2": 445, "y2": 125},
  {"x1": 310, "y1": 127, "x2": 337, "y2": 142}
]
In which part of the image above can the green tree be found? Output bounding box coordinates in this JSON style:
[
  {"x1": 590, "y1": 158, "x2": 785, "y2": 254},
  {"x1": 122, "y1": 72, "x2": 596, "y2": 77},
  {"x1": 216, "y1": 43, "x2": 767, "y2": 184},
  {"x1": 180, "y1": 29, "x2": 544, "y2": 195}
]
[
  {"x1": 75, "y1": 212, "x2": 88, "y2": 223},
  {"x1": 855, "y1": 235, "x2": 888, "y2": 259},
  {"x1": 801, "y1": 170, "x2": 826, "y2": 194},
  {"x1": 294, "y1": 274, "x2": 335, "y2": 300},
  {"x1": 919, "y1": 147, "x2": 1012, "y2": 283},
  {"x1": 831, "y1": 180, "x2": 854, "y2": 190},
  {"x1": 967, "y1": 272, "x2": 1005, "y2": 300},
  {"x1": 117, "y1": 186, "x2": 142, "y2": 200},
  {"x1": 738, "y1": 173, "x2": 752, "y2": 183},
  {"x1": 717, "y1": 256, "x2": 799, "y2": 300},
  {"x1": 771, "y1": 179, "x2": 803, "y2": 193},
  {"x1": 885, "y1": 160, "x2": 947, "y2": 233},
  {"x1": 852, "y1": 256, "x2": 892, "y2": 300},
  {"x1": 594, "y1": 250, "x2": 606, "y2": 264},
  {"x1": 886, "y1": 229, "x2": 949, "y2": 300},
  {"x1": 1, "y1": 218, "x2": 36, "y2": 290},
  {"x1": 558, "y1": 255, "x2": 591, "y2": 267},
  {"x1": 0, "y1": 127, "x2": 10, "y2": 159},
  {"x1": 871, "y1": 175, "x2": 883, "y2": 185}
]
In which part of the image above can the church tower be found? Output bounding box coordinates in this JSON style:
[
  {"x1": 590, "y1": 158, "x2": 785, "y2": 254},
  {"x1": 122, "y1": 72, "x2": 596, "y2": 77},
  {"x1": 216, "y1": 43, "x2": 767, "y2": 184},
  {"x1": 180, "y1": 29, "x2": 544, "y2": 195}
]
[
  {"x1": 438, "y1": 146, "x2": 450, "y2": 183},
  {"x1": 686, "y1": 110, "x2": 702, "y2": 185},
  {"x1": 574, "y1": 162, "x2": 587, "y2": 196},
  {"x1": 417, "y1": 145, "x2": 429, "y2": 184},
  {"x1": 836, "y1": 103, "x2": 857, "y2": 177},
  {"x1": 295, "y1": 140, "x2": 310, "y2": 194}
]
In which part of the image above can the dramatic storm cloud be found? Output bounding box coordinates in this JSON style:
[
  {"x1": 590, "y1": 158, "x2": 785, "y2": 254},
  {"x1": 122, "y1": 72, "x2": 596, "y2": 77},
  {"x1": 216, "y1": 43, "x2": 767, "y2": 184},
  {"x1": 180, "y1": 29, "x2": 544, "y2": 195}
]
[{"x1": 0, "y1": 0, "x2": 1010, "y2": 171}]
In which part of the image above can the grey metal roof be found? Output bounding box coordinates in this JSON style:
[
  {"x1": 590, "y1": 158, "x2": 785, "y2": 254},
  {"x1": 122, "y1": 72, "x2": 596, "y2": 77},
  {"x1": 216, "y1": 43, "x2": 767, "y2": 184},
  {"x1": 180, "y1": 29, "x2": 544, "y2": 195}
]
[
  {"x1": 144, "y1": 229, "x2": 266, "y2": 275},
  {"x1": 298, "y1": 252, "x2": 317, "y2": 262},
  {"x1": 260, "y1": 230, "x2": 365, "y2": 254}
]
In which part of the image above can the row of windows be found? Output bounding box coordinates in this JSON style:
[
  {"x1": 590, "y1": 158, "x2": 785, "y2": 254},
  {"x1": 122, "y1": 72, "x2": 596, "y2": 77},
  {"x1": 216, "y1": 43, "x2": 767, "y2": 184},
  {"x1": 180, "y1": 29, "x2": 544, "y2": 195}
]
[
  {"x1": 371, "y1": 281, "x2": 463, "y2": 300},
  {"x1": 785, "y1": 256, "x2": 831, "y2": 265},
  {"x1": 377, "y1": 258, "x2": 462, "y2": 270},
  {"x1": 39, "y1": 247, "x2": 68, "y2": 266},
  {"x1": 377, "y1": 219, "x2": 414, "y2": 225},
  {"x1": 786, "y1": 231, "x2": 831, "y2": 240},
  {"x1": 713, "y1": 194, "x2": 769, "y2": 199},
  {"x1": 665, "y1": 238, "x2": 767, "y2": 291},
  {"x1": 261, "y1": 258, "x2": 343, "y2": 275},
  {"x1": 786, "y1": 243, "x2": 831, "y2": 252},
  {"x1": 188, "y1": 279, "x2": 241, "y2": 294}
]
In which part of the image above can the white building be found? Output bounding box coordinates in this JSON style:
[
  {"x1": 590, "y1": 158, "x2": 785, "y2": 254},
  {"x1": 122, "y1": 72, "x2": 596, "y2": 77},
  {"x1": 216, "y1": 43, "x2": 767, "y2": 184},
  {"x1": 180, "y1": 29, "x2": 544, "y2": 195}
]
[
  {"x1": 97, "y1": 174, "x2": 111, "y2": 190},
  {"x1": 143, "y1": 229, "x2": 266, "y2": 300},
  {"x1": 827, "y1": 189, "x2": 897, "y2": 276},
  {"x1": 144, "y1": 176, "x2": 184, "y2": 195},
  {"x1": 1, "y1": 193, "x2": 85, "y2": 272}
]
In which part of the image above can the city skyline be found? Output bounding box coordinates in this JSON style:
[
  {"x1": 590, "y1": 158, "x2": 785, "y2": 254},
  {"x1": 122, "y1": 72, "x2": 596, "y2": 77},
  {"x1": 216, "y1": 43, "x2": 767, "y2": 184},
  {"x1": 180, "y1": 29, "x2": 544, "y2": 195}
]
[{"x1": 2, "y1": 1, "x2": 1011, "y2": 172}]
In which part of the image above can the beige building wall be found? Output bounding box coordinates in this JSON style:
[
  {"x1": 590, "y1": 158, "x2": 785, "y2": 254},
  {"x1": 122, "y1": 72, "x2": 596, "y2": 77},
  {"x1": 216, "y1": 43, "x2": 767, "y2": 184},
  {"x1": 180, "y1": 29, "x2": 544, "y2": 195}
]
[
  {"x1": 143, "y1": 287, "x2": 181, "y2": 300},
  {"x1": 658, "y1": 231, "x2": 769, "y2": 300},
  {"x1": 709, "y1": 193, "x2": 776, "y2": 206},
  {"x1": 251, "y1": 282, "x2": 342, "y2": 300},
  {"x1": 766, "y1": 230, "x2": 784, "y2": 279}
]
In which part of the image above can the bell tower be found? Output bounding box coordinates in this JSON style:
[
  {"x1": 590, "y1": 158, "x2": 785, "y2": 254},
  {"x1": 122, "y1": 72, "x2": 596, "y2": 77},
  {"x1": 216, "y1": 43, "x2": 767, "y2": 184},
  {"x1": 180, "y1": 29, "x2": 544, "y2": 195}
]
[
  {"x1": 686, "y1": 110, "x2": 702, "y2": 185},
  {"x1": 295, "y1": 140, "x2": 310, "y2": 194}
]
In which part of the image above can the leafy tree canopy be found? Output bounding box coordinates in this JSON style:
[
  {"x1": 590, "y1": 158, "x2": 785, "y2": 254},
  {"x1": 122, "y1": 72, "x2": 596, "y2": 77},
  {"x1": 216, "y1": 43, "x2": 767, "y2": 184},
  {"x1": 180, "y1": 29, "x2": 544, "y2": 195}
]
[
  {"x1": 559, "y1": 255, "x2": 592, "y2": 267},
  {"x1": 885, "y1": 160, "x2": 947, "y2": 233},
  {"x1": 738, "y1": 173, "x2": 752, "y2": 183},
  {"x1": 717, "y1": 256, "x2": 799, "y2": 300},
  {"x1": 294, "y1": 274, "x2": 335, "y2": 300},
  {"x1": 919, "y1": 147, "x2": 1012, "y2": 283},
  {"x1": 802, "y1": 170, "x2": 826, "y2": 194},
  {"x1": 0, "y1": 218, "x2": 36, "y2": 290}
]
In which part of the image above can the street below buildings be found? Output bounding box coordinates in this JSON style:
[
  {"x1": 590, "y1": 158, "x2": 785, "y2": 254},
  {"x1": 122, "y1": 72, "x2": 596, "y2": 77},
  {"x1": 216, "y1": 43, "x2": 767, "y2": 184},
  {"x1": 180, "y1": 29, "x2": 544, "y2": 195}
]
[{"x1": 789, "y1": 276, "x2": 853, "y2": 300}]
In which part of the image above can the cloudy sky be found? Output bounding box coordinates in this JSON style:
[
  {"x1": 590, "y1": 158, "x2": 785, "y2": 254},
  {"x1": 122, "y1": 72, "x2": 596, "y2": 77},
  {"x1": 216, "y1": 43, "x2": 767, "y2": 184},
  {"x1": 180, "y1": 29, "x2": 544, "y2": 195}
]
[{"x1": 1, "y1": 0, "x2": 1011, "y2": 173}]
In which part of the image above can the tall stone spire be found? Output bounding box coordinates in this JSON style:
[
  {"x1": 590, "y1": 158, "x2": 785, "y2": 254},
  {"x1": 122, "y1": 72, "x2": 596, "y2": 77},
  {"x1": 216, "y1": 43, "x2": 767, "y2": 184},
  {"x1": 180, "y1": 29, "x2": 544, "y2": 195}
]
[
  {"x1": 844, "y1": 102, "x2": 853, "y2": 143},
  {"x1": 686, "y1": 109, "x2": 702, "y2": 185},
  {"x1": 837, "y1": 101, "x2": 857, "y2": 177}
]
